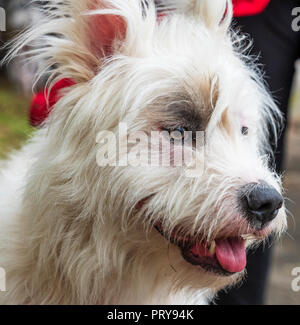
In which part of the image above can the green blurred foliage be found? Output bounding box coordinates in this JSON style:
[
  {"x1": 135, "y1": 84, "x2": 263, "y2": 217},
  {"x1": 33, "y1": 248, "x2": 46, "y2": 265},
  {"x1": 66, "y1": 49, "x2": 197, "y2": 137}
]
[{"x1": 0, "y1": 82, "x2": 34, "y2": 158}]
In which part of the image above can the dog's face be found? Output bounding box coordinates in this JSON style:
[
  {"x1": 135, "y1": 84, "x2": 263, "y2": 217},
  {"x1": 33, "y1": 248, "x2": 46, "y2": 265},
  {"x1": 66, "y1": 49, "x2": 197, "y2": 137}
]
[
  {"x1": 89, "y1": 1, "x2": 287, "y2": 290},
  {"x1": 17, "y1": 0, "x2": 287, "y2": 293}
]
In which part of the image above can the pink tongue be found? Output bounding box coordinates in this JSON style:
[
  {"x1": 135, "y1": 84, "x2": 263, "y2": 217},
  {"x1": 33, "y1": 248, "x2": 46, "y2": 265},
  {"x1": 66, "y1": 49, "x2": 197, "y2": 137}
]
[{"x1": 215, "y1": 238, "x2": 246, "y2": 273}]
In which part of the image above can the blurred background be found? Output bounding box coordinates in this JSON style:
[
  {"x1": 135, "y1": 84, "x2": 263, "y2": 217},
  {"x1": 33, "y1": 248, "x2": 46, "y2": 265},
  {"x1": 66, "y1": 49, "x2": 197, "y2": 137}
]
[
  {"x1": 266, "y1": 62, "x2": 300, "y2": 305},
  {"x1": 0, "y1": 1, "x2": 299, "y2": 305}
]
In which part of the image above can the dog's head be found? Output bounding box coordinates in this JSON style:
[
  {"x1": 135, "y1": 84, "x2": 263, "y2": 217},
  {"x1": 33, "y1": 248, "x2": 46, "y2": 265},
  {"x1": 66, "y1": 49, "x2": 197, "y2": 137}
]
[{"x1": 9, "y1": 0, "x2": 287, "y2": 295}]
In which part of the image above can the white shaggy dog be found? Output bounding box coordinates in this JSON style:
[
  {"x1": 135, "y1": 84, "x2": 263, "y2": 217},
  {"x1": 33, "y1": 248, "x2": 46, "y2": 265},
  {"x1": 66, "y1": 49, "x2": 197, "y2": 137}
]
[{"x1": 0, "y1": 0, "x2": 287, "y2": 305}]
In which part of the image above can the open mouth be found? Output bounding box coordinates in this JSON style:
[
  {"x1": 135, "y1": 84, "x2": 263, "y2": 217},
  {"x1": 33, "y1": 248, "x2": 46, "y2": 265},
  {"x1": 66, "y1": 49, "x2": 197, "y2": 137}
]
[
  {"x1": 155, "y1": 223, "x2": 247, "y2": 276},
  {"x1": 180, "y1": 237, "x2": 246, "y2": 276}
]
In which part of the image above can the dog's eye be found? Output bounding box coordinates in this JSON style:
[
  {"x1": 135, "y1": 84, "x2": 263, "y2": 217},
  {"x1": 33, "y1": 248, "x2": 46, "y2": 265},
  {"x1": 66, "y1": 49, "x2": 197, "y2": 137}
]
[
  {"x1": 241, "y1": 126, "x2": 249, "y2": 136},
  {"x1": 169, "y1": 127, "x2": 187, "y2": 142}
]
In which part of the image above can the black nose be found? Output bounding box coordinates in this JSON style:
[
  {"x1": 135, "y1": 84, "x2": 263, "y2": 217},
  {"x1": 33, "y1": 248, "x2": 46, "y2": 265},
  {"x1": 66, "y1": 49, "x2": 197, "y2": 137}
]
[{"x1": 240, "y1": 183, "x2": 283, "y2": 229}]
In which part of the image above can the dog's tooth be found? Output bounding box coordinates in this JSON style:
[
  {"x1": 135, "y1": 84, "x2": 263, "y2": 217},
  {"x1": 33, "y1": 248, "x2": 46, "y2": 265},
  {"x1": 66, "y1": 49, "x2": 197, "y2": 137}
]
[
  {"x1": 241, "y1": 234, "x2": 250, "y2": 239},
  {"x1": 209, "y1": 240, "x2": 216, "y2": 255},
  {"x1": 242, "y1": 234, "x2": 253, "y2": 240},
  {"x1": 243, "y1": 238, "x2": 252, "y2": 246}
]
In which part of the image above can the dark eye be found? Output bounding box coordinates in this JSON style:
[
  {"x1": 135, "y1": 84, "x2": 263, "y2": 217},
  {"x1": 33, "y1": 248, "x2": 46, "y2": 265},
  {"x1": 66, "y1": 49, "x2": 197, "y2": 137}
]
[
  {"x1": 168, "y1": 127, "x2": 187, "y2": 142},
  {"x1": 241, "y1": 126, "x2": 249, "y2": 136}
]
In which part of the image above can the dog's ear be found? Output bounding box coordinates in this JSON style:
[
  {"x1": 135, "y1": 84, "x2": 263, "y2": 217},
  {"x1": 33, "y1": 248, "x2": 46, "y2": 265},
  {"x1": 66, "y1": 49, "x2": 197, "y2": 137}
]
[
  {"x1": 192, "y1": 0, "x2": 233, "y2": 34},
  {"x1": 59, "y1": 0, "x2": 129, "y2": 80},
  {"x1": 5, "y1": 0, "x2": 143, "y2": 83},
  {"x1": 85, "y1": 4, "x2": 127, "y2": 58},
  {"x1": 159, "y1": 0, "x2": 233, "y2": 34}
]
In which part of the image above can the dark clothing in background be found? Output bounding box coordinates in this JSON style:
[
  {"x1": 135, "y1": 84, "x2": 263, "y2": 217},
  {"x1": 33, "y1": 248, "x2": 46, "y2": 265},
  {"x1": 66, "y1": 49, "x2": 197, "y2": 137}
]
[{"x1": 215, "y1": 0, "x2": 300, "y2": 305}]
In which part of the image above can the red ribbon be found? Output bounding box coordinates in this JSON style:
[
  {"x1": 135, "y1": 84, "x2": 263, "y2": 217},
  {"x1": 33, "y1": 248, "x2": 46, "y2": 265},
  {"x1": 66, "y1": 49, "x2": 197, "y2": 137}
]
[{"x1": 29, "y1": 78, "x2": 75, "y2": 126}]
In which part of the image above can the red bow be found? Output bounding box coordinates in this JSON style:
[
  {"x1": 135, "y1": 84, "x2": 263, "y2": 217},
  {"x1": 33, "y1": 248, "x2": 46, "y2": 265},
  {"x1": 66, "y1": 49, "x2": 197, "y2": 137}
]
[{"x1": 29, "y1": 78, "x2": 76, "y2": 126}]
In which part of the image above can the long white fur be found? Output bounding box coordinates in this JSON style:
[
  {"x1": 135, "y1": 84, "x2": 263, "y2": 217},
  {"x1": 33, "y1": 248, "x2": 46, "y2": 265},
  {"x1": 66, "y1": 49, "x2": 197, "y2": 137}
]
[{"x1": 0, "y1": 0, "x2": 286, "y2": 304}]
